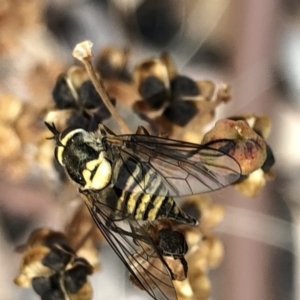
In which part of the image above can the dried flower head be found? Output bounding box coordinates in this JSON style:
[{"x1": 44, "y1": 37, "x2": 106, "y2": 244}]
[
  {"x1": 133, "y1": 53, "x2": 231, "y2": 139},
  {"x1": 46, "y1": 65, "x2": 116, "y2": 132},
  {"x1": 201, "y1": 118, "x2": 268, "y2": 175},
  {"x1": 227, "y1": 115, "x2": 276, "y2": 197},
  {"x1": 14, "y1": 228, "x2": 94, "y2": 300},
  {"x1": 95, "y1": 46, "x2": 131, "y2": 81}
]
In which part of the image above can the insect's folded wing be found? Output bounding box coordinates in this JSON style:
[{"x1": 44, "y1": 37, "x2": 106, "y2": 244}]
[
  {"x1": 83, "y1": 191, "x2": 178, "y2": 300},
  {"x1": 110, "y1": 135, "x2": 241, "y2": 197}
]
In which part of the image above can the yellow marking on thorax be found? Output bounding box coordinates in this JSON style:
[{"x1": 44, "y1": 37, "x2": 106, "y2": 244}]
[
  {"x1": 86, "y1": 159, "x2": 99, "y2": 171},
  {"x1": 83, "y1": 152, "x2": 112, "y2": 190}
]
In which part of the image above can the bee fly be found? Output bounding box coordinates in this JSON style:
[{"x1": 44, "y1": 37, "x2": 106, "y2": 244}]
[{"x1": 45, "y1": 122, "x2": 241, "y2": 300}]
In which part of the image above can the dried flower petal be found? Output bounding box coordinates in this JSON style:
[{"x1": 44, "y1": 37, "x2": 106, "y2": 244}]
[{"x1": 73, "y1": 41, "x2": 94, "y2": 62}]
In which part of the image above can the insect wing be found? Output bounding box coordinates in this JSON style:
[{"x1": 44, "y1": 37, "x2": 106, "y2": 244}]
[
  {"x1": 81, "y1": 190, "x2": 178, "y2": 300},
  {"x1": 108, "y1": 135, "x2": 241, "y2": 197}
]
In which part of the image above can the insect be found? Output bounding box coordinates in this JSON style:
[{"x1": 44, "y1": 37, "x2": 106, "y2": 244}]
[{"x1": 45, "y1": 122, "x2": 241, "y2": 300}]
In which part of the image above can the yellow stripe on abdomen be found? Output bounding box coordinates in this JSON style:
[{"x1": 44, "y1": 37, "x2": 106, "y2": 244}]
[
  {"x1": 134, "y1": 194, "x2": 152, "y2": 220},
  {"x1": 146, "y1": 196, "x2": 164, "y2": 221}
]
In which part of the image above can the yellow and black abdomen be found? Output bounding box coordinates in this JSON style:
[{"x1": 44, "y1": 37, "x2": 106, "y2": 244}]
[{"x1": 114, "y1": 189, "x2": 197, "y2": 225}]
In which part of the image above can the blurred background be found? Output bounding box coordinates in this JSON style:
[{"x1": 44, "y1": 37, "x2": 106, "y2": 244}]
[{"x1": 0, "y1": 0, "x2": 299, "y2": 299}]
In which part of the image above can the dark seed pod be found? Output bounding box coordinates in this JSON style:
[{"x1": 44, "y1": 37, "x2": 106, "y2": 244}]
[
  {"x1": 32, "y1": 275, "x2": 65, "y2": 300},
  {"x1": 139, "y1": 75, "x2": 169, "y2": 109},
  {"x1": 170, "y1": 75, "x2": 200, "y2": 101},
  {"x1": 63, "y1": 258, "x2": 93, "y2": 294},
  {"x1": 163, "y1": 101, "x2": 198, "y2": 126},
  {"x1": 52, "y1": 74, "x2": 77, "y2": 109}
]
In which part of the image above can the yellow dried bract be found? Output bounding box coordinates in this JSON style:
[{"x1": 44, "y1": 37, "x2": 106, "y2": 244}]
[
  {"x1": 134, "y1": 52, "x2": 177, "y2": 90},
  {"x1": 97, "y1": 47, "x2": 130, "y2": 74},
  {"x1": 234, "y1": 168, "x2": 267, "y2": 197},
  {"x1": 14, "y1": 246, "x2": 53, "y2": 287},
  {"x1": 67, "y1": 66, "x2": 90, "y2": 90},
  {"x1": 231, "y1": 114, "x2": 272, "y2": 139}
]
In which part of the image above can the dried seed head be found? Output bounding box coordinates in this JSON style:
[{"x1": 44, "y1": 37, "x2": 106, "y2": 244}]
[
  {"x1": 134, "y1": 57, "x2": 172, "y2": 92},
  {"x1": 14, "y1": 228, "x2": 94, "y2": 300},
  {"x1": 14, "y1": 229, "x2": 74, "y2": 287},
  {"x1": 225, "y1": 114, "x2": 275, "y2": 196},
  {"x1": 201, "y1": 119, "x2": 267, "y2": 175},
  {"x1": 21, "y1": 228, "x2": 68, "y2": 248},
  {"x1": 228, "y1": 115, "x2": 275, "y2": 174},
  {"x1": 133, "y1": 67, "x2": 232, "y2": 140},
  {"x1": 96, "y1": 46, "x2": 131, "y2": 81}
]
